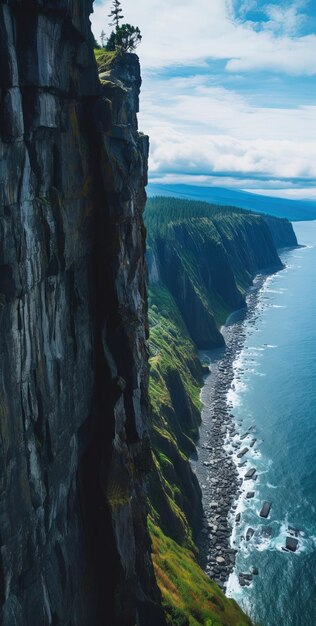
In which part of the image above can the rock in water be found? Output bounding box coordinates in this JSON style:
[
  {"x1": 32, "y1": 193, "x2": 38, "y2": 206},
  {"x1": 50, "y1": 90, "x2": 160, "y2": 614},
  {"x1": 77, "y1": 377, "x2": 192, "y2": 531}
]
[
  {"x1": 286, "y1": 537, "x2": 299, "y2": 552},
  {"x1": 246, "y1": 528, "x2": 255, "y2": 541},
  {"x1": 237, "y1": 447, "x2": 249, "y2": 458},
  {"x1": 246, "y1": 491, "x2": 255, "y2": 499},
  {"x1": 260, "y1": 501, "x2": 272, "y2": 518},
  {"x1": 244, "y1": 468, "x2": 256, "y2": 479}
]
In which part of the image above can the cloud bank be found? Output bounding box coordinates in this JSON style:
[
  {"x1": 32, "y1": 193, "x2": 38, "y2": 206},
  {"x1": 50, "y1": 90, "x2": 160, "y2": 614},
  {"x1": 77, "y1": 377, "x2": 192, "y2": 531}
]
[{"x1": 91, "y1": 0, "x2": 316, "y2": 198}]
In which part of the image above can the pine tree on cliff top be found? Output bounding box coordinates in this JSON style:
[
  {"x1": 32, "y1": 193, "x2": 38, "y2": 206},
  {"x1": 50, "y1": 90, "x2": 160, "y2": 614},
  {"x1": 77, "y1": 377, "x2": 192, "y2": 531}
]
[
  {"x1": 108, "y1": 0, "x2": 124, "y2": 30},
  {"x1": 105, "y1": 0, "x2": 142, "y2": 52}
]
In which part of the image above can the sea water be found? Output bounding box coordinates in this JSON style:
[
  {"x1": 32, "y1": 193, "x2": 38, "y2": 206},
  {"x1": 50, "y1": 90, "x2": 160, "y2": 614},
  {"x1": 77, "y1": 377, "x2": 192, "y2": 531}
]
[{"x1": 225, "y1": 221, "x2": 316, "y2": 626}]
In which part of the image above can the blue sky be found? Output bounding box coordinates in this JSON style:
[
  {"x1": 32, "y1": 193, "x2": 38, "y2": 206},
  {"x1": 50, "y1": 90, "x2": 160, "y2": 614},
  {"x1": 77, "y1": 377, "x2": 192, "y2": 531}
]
[{"x1": 91, "y1": 0, "x2": 316, "y2": 200}]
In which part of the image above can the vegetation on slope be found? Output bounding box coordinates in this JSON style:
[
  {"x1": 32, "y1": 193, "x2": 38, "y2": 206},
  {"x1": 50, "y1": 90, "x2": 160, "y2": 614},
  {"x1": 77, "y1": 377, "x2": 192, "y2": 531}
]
[
  {"x1": 144, "y1": 197, "x2": 289, "y2": 625},
  {"x1": 147, "y1": 283, "x2": 252, "y2": 625},
  {"x1": 94, "y1": 48, "x2": 117, "y2": 68},
  {"x1": 148, "y1": 282, "x2": 204, "y2": 549},
  {"x1": 145, "y1": 196, "x2": 246, "y2": 241},
  {"x1": 150, "y1": 521, "x2": 252, "y2": 626}
]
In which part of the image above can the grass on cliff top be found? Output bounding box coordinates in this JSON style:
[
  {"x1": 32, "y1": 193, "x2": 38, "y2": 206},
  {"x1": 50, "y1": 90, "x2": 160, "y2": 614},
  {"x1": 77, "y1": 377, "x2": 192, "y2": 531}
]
[
  {"x1": 94, "y1": 48, "x2": 117, "y2": 72},
  {"x1": 145, "y1": 196, "x2": 248, "y2": 242},
  {"x1": 149, "y1": 520, "x2": 253, "y2": 626}
]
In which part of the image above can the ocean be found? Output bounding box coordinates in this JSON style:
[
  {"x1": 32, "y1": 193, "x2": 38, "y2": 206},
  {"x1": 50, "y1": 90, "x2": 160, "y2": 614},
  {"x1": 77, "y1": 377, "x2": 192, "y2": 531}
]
[{"x1": 223, "y1": 221, "x2": 316, "y2": 626}]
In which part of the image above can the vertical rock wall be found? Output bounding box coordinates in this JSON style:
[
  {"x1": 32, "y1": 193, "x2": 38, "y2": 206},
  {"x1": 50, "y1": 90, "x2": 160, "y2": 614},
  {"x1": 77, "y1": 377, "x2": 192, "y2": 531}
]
[{"x1": 0, "y1": 2, "x2": 163, "y2": 624}]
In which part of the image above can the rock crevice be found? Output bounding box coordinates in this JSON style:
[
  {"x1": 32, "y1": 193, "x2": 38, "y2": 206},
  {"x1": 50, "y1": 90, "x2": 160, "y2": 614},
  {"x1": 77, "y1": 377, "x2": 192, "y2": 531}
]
[{"x1": 0, "y1": 4, "x2": 163, "y2": 625}]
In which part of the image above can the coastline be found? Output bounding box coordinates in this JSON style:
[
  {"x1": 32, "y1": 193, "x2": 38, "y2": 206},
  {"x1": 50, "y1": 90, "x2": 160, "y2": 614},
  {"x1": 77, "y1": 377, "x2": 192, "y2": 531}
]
[{"x1": 191, "y1": 269, "x2": 280, "y2": 590}]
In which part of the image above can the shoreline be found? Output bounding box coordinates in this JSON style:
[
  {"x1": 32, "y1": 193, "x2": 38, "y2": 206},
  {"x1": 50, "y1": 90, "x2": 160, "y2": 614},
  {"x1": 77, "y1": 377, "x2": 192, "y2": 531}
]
[{"x1": 191, "y1": 270, "x2": 277, "y2": 590}]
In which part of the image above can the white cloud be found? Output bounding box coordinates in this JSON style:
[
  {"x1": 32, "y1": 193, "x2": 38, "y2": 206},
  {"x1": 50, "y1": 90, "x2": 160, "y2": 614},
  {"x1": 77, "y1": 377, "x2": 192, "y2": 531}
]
[
  {"x1": 147, "y1": 126, "x2": 316, "y2": 181},
  {"x1": 140, "y1": 77, "x2": 316, "y2": 140},
  {"x1": 263, "y1": 2, "x2": 307, "y2": 36},
  {"x1": 138, "y1": 76, "x2": 316, "y2": 184},
  {"x1": 91, "y1": 1, "x2": 316, "y2": 196},
  {"x1": 244, "y1": 188, "x2": 316, "y2": 200},
  {"x1": 91, "y1": 0, "x2": 316, "y2": 74}
]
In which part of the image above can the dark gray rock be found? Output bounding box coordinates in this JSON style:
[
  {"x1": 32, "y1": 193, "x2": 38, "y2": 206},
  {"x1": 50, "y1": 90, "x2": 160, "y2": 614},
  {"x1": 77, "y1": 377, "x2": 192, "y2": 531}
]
[
  {"x1": 246, "y1": 528, "x2": 255, "y2": 541},
  {"x1": 244, "y1": 467, "x2": 256, "y2": 479},
  {"x1": 286, "y1": 537, "x2": 299, "y2": 552},
  {"x1": 237, "y1": 447, "x2": 249, "y2": 458},
  {"x1": 0, "y1": 4, "x2": 164, "y2": 626},
  {"x1": 260, "y1": 501, "x2": 272, "y2": 518}
]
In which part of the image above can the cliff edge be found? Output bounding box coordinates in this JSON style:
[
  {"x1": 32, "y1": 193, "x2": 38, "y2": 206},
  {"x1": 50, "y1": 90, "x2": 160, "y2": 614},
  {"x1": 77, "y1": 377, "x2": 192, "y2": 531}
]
[{"x1": 0, "y1": 3, "x2": 163, "y2": 625}]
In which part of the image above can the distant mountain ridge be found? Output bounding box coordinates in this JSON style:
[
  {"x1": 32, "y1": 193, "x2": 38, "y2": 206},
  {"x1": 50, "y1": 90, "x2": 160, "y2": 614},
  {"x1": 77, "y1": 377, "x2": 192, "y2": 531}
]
[{"x1": 147, "y1": 183, "x2": 316, "y2": 221}]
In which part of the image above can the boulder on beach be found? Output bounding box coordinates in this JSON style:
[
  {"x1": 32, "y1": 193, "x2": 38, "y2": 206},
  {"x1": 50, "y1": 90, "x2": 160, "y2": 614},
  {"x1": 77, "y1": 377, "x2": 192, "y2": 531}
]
[
  {"x1": 260, "y1": 501, "x2": 272, "y2": 518},
  {"x1": 216, "y1": 556, "x2": 226, "y2": 564}
]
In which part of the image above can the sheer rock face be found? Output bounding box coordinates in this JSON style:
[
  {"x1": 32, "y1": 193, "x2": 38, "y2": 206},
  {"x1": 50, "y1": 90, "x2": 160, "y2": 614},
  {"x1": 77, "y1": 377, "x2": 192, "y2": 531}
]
[
  {"x1": 149, "y1": 213, "x2": 288, "y2": 349},
  {"x1": 263, "y1": 215, "x2": 298, "y2": 249},
  {"x1": 0, "y1": 3, "x2": 163, "y2": 625}
]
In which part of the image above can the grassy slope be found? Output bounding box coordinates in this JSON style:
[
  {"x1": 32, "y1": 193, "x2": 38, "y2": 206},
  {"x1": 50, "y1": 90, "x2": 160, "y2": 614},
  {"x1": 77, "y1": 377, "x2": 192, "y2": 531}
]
[
  {"x1": 147, "y1": 282, "x2": 252, "y2": 625},
  {"x1": 148, "y1": 283, "x2": 204, "y2": 549},
  {"x1": 144, "y1": 199, "x2": 278, "y2": 625},
  {"x1": 150, "y1": 521, "x2": 252, "y2": 626}
]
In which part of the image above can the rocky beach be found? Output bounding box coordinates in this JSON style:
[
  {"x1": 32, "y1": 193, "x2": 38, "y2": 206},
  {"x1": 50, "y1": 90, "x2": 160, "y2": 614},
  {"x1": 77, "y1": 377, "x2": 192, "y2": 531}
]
[{"x1": 191, "y1": 273, "x2": 275, "y2": 589}]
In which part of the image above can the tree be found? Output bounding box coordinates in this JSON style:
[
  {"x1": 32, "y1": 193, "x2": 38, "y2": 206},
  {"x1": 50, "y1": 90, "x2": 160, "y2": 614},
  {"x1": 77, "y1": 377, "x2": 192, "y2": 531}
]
[
  {"x1": 108, "y1": 0, "x2": 124, "y2": 30},
  {"x1": 100, "y1": 29, "x2": 106, "y2": 47},
  {"x1": 105, "y1": 31, "x2": 117, "y2": 52},
  {"x1": 105, "y1": 24, "x2": 142, "y2": 52},
  {"x1": 92, "y1": 33, "x2": 101, "y2": 49}
]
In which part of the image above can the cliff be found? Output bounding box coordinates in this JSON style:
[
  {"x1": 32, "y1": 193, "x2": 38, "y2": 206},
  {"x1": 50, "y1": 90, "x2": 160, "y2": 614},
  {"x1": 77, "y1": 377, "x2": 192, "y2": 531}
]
[
  {"x1": 0, "y1": 4, "x2": 164, "y2": 625},
  {"x1": 263, "y1": 215, "x2": 298, "y2": 249},
  {"x1": 145, "y1": 197, "x2": 297, "y2": 623},
  {"x1": 146, "y1": 198, "x2": 295, "y2": 350},
  {"x1": 0, "y1": 3, "x2": 297, "y2": 625}
]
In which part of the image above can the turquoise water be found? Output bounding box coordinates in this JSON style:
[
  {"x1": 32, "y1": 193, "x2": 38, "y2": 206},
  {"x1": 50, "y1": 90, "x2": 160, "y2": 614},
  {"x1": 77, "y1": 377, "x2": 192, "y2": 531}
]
[{"x1": 226, "y1": 221, "x2": 316, "y2": 626}]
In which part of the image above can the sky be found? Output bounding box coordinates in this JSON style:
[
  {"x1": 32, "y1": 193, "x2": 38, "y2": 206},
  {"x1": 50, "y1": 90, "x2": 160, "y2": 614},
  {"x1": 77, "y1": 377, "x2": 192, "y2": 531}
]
[{"x1": 91, "y1": 0, "x2": 316, "y2": 200}]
